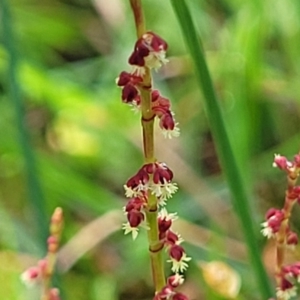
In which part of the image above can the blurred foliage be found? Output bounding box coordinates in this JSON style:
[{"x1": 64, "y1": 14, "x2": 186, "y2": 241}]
[{"x1": 1, "y1": 0, "x2": 300, "y2": 299}]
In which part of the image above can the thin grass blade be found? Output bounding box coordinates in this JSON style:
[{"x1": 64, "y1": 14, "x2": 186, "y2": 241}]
[{"x1": 170, "y1": 0, "x2": 272, "y2": 298}]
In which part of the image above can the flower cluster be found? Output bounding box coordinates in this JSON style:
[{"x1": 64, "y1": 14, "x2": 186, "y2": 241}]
[
  {"x1": 261, "y1": 207, "x2": 299, "y2": 246},
  {"x1": 124, "y1": 162, "x2": 178, "y2": 205},
  {"x1": 273, "y1": 154, "x2": 300, "y2": 170},
  {"x1": 122, "y1": 164, "x2": 190, "y2": 299},
  {"x1": 129, "y1": 31, "x2": 169, "y2": 73},
  {"x1": 122, "y1": 163, "x2": 191, "y2": 274},
  {"x1": 116, "y1": 32, "x2": 179, "y2": 138},
  {"x1": 275, "y1": 263, "x2": 300, "y2": 300},
  {"x1": 152, "y1": 90, "x2": 180, "y2": 139},
  {"x1": 154, "y1": 274, "x2": 188, "y2": 300},
  {"x1": 118, "y1": 30, "x2": 189, "y2": 299},
  {"x1": 262, "y1": 153, "x2": 300, "y2": 299},
  {"x1": 21, "y1": 207, "x2": 63, "y2": 300}
]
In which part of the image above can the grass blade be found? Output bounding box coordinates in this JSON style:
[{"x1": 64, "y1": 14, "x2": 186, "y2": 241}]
[
  {"x1": 170, "y1": 0, "x2": 272, "y2": 298},
  {"x1": 0, "y1": 0, "x2": 48, "y2": 250}
]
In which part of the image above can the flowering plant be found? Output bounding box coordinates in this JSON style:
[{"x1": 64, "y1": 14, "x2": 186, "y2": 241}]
[
  {"x1": 116, "y1": 1, "x2": 190, "y2": 299},
  {"x1": 262, "y1": 154, "x2": 300, "y2": 300},
  {"x1": 21, "y1": 208, "x2": 63, "y2": 300}
]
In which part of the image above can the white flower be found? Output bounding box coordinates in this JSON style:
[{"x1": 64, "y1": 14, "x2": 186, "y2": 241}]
[
  {"x1": 129, "y1": 100, "x2": 141, "y2": 114},
  {"x1": 123, "y1": 183, "x2": 148, "y2": 198},
  {"x1": 122, "y1": 222, "x2": 139, "y2": 240},
  {"x1": 144, "y1": 51, "x2": 169, "y2": 70},
  {"x1": 174, "y1": 233, "x2": 184, "y2": 245},
  {"x1": 168, "y1": 253, "x2": 192, "y2": 273},
  {"x1": 169, "y1": 273, "x2": 185, "y2": 286},
  {"x1": 20, "y1": 267, "x2": 41, "y2": 287},
  {"x1": 158, "y1": 208, "x2": 178, "y2": 222},
  {"x1": 150, "y1": 180, "x2": 178, "y2": 203},
  {"x1": 124, "y1": 185, "x2": 136, "y2": 198},
  {"x1": 157, "y1": 197, "x2": 167, "y2": 206},
  {"x1": 161, "y1": 181, "x2": 178, "y2": 199},
  {"x1": 260, "y1": 221, "x2": 275, "y2": 239},
  {"x1": 131, "y1": 65, "x2": 146, "y2": 77},
  {"x1": 276, "y1": 286, "x2": 297, "y2": 300},
  {"x1": 161, "y1": 123, "x2": 180, "y2": 139}
]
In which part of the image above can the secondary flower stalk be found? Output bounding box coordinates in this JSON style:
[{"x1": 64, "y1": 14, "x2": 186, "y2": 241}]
[
  {"x1": 262, "y1": 154, "x2": 300, "y2": 300},
  {"x1": 117, "y1": 1, "x2": 190, "y2": 299},
  {"x1": 21, "y1": 207, "x2": 63, "y2": 300}
]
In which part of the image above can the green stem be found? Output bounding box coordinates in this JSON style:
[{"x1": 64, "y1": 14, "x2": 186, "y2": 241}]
[
  {"x1": 130, "y1": 0, "x2": 146, "y2": 38},
  {"x1": 140, "y1": 69, "x2": 155, "y2": 162},
  {"x1": 276, "y1": 180, "x2": 297, "y2": 297},
  {"x1": 170, "y1": 1, "x2": 272, "y2": 298},
  {"x1": 129, "y1": 0, "x2": 166, "y2": 292},
  {"x1": 0, "y1": 0, "x2": 48, "y2": 250}
]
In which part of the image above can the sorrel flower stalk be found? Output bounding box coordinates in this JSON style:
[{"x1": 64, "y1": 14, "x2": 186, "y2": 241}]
[
  {"x1": 21, "y1": 207, "x2": 63, "y2": 300},
  {"x1": 117, "y1": 1, "x2": 189, "y2": 299},
  {"x1": 261, "y1": 154, "x2": 300, "y2": 300}
]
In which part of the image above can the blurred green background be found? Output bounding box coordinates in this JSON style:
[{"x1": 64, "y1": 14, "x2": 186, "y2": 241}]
[{"x1": 1, "y1": 0, "x2": 300, "y2": 299}]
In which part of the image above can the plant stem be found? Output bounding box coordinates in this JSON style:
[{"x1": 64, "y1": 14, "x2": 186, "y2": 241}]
[
  {"x1": 129, "y1": 0, "x2": 166, "y2": 292},
  {"x1": 276, "y1": 182, "x2": 297, "y2": 298},
  {"x1": 140, "y1": 69, "x2": 155, "y2": 162},
  {"x1": 130, "y1": 0, "x2": 146, "y2": 38}
]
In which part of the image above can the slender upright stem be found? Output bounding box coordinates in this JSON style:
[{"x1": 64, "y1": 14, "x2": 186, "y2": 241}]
[
  {"x1": 275, "y1": 183, "x2": 297, "y2": 299},
  {"x1": 129, "y1": 0, "x2": 166, "y2": 292},
  {"x1": 140, "y1": 69, "x2": 155, "y2": 162},
  {"x1": 130, "y1": 0, "x2": 146, "y2": 38}
]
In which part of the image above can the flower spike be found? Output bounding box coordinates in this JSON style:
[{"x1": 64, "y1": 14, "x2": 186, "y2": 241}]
[
  {"x1": 117, "y1": 6, "x2": 189, "y2": 297},
  {"x1": 263, "y1": 152, "x2": 300, "y2": 298}
]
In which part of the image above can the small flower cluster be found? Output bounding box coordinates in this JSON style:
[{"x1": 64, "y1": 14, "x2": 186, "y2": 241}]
[
  {"x1": 152, "y1": 90, "x2": 180, "y2": 139},
  {"x1": 116, "y1": 31, "x2": 179, "y2": 139},
  {"x1": 275, "y1": 263, "x2": 300, "y2": 300},
  {"x1": 129, "y1": 31, "x2": 168, "y2": 73},
  {"x1": 122, "y1": 163, "x2": 191, "y2": 273},
  {"x1": 122, "y1": 163, "x2": 190, "y2": 299},
  {"x1": 261, "y1": 154, "x2": 300, "y2": 299},
  {"x1": 159, "y1": 208, "x2": 191, "y2": 274},
  {"x1": 21, "y1": 207, "x2": 63, "y2": 300},
  {"x1": 154, "y1": 274, "x2": 188, "y2": 300},
  {"x1": 272, "y1": 154, "x2": 300, "y2": 174},
  {"x1": 124, "y1": 162, "x2": 178, "y2": 205},
  {"x1": 261, "y1": 207, "x2": 299, "y2": 245}
]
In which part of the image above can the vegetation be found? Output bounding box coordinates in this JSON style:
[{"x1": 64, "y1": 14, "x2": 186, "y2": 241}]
[{"x1": 1, "y1": 0, "x2": 300, "y2": 299}]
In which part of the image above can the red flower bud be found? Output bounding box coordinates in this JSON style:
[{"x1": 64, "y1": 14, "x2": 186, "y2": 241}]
[
  {"x1": 158, "y1": 218, "x2": 172, "y2": 233},
  {"x1": 127, "y1": 209, "x2": 144, "y2": 227},
  {"x1": 166, "y1": 230, "x2": 179, "y2": 245},
  {"x1": 173, "y1": 293, "x2": 189, "y2": 300},
  {"x1": 122, "y1": 84, "x2": 139, "y2": 103},
  {"x1": 169, "y1": 244, "x2": 184, "y2": 261},
  {"x1": 287, "y1": 231, "x2": 298, "y2": 246}
]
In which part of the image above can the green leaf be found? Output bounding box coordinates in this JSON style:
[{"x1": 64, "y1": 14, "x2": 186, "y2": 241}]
[{"x1": 170, "y1": 0, "x2": 272, "y2": 298}]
